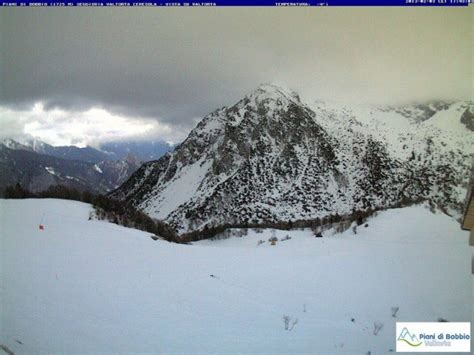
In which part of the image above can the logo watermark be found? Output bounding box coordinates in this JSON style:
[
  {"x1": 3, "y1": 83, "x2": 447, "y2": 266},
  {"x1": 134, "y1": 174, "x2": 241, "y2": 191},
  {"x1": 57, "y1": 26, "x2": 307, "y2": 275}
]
[{"x1": 396, "y1": 322, "x2": 470, "y2": 352}]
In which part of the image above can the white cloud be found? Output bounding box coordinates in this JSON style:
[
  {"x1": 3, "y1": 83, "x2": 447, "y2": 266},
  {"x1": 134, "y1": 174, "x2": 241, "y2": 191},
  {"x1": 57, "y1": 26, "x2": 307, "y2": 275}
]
[{"x1": 0, "y1": 103, "x2": 188, "y2": 147}]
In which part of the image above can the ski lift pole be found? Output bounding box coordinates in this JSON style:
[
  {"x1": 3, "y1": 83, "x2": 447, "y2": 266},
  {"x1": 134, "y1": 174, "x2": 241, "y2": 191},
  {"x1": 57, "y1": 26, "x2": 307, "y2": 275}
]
[{"x1": 39, "y1": 212, "x2": 45, "y2": 231}]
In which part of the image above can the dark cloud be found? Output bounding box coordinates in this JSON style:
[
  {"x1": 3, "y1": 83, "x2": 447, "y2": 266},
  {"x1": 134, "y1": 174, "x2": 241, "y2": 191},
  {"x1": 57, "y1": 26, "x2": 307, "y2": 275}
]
[{"x1": 1, "y1": 7, "x2": 472, "y2": 130}]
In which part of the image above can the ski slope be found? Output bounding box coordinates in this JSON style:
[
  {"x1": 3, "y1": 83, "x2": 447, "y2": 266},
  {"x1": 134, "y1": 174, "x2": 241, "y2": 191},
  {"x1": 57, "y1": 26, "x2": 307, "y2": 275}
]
[{"x1": 0, "y1": 199, "x2": 471, "y2": 354}]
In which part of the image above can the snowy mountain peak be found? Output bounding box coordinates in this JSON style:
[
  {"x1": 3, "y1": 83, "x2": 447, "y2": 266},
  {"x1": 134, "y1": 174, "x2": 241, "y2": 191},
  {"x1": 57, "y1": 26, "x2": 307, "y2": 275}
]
[
  {"x1": 235, "y1": 83, "x2": 303, "y2": 116},
  {"x1": 184, "y1": 83, "x2": 309, "y2": 153},
  {"x1": 250, "y1": 83, "x2": 300, "y2": 102}
]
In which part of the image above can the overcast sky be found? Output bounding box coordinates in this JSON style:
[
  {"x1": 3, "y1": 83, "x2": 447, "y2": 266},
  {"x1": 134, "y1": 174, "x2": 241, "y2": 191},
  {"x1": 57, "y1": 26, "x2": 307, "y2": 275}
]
[{"x1": 0, "y1": 7, "x2": 472, "y2": 146}]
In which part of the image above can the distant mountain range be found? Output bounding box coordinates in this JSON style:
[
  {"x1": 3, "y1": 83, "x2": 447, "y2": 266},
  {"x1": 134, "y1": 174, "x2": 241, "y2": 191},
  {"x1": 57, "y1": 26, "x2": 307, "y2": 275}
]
[
  {"x1": 2, "y1": 138, "x2": 112, "y2": 164},
  {"x1": 111, "y1": 84, "x2": 473, "y2": 235},
  {"x1": 2, "y1": 138, "x2": 174, "y2": 163},
  {"x1": 0, "y1": 138, "x2": 173, "y2": 195}
]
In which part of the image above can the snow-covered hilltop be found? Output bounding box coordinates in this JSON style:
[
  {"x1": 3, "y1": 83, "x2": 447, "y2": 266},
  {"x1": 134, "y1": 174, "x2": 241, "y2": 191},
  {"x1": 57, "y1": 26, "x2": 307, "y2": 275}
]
[{"x1": 111, "y1": 84, "x2": 473, "y2": 234}]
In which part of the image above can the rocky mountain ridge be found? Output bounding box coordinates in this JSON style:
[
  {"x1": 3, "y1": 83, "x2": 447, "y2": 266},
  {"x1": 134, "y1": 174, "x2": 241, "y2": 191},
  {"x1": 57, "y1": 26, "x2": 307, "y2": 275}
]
[{"x1": 109, "y1": 84, "x2": 473, "y2": 234}]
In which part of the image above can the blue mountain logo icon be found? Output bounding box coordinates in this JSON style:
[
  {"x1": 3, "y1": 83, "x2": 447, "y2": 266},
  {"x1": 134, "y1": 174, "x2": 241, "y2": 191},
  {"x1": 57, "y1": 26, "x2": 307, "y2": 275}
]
[{"x1": 398, "y1": 327, "x2": 422, "y2": 347}]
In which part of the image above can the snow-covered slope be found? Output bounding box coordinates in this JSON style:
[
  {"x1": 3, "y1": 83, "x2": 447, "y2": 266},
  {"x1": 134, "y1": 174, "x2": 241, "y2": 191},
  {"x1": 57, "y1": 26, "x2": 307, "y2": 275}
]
[
  {"x1": 112, "y1": 84, "x2": 472, "y2": 234},
  {"x1": 0, "y1": 199, "x2": 471, "y2": 354},
  {"x1": 309, "y1": 100, "x2": 473, "y2": 215}
]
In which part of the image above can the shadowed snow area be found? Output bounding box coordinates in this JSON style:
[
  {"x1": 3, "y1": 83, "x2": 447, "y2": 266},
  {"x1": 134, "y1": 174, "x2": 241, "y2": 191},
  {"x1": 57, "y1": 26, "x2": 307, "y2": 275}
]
[{"x1": 0, "y1": 199, "x2": 471, "y2": 354}]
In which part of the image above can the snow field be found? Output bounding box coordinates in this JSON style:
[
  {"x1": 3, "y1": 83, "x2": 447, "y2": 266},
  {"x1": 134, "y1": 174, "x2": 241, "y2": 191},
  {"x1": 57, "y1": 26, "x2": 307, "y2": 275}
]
[{"x1": 0, "y1": 199, "x2": 471, "y2": 354}]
